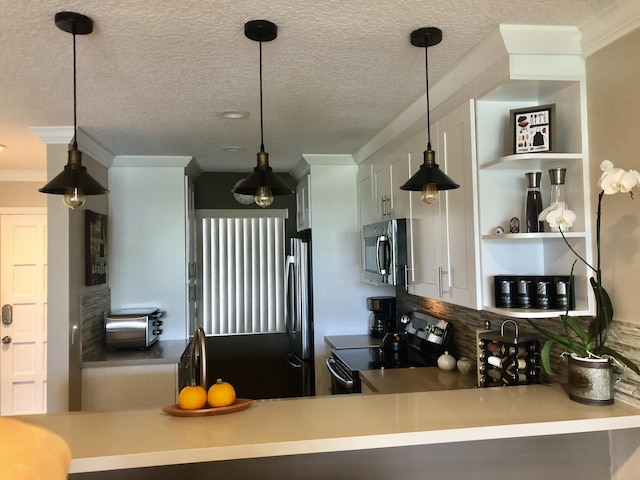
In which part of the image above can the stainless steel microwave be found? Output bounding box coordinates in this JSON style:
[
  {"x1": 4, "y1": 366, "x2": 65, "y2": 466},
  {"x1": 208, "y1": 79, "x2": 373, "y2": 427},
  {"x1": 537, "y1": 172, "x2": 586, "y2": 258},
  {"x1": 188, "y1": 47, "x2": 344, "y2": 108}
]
[{"x1": 362, "y1": 218, "x2": 407, "y2": 286}]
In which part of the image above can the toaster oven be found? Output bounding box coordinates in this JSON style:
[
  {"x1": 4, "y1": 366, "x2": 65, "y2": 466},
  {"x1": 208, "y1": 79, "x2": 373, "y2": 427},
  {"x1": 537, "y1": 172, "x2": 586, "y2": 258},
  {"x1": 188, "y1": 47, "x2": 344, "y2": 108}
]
[{"x1": 105, "y1": 308, "x2": 164, "y2": 349}]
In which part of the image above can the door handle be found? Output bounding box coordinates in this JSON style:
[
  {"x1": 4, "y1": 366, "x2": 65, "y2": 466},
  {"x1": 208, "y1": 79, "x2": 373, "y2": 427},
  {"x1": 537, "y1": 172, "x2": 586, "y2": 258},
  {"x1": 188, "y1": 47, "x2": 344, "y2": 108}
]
[
  {"x1": 2, "y1": 304, "x2": 12, "y2": 325},
  {"x1": 1, "y1": 336, "x2": 11, "y2": 344}
]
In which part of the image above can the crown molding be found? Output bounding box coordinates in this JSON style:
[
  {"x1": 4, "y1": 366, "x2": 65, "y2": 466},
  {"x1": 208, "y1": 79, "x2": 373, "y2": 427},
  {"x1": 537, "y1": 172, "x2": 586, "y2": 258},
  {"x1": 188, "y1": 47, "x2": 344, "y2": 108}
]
[
  {"x1": 29, "y1": 126, "x2": 74, "y2": 144},
  {"x1": 581, "y1": 0, "x2": 640, "y2": 56},
  {"x1": 28, "y1": 126, "x2": 114, "y2": 168},
  {"x1": 76, "y1": 129, "x2": 114, "y2": 168}
]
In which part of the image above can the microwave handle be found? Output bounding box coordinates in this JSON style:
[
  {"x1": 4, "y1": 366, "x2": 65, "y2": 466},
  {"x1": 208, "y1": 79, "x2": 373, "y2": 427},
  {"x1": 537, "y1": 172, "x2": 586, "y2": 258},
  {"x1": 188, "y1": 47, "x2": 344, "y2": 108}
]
[{"x1": 375, "y1": 235, "x2": 389, "y2": 275}]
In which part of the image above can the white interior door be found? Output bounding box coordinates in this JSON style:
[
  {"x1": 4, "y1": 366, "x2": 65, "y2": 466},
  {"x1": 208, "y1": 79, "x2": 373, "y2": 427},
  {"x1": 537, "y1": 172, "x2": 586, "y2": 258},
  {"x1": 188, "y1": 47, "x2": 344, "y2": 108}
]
[{"x1": 0, "y1": 214, "x2": 47, "y2": 415}]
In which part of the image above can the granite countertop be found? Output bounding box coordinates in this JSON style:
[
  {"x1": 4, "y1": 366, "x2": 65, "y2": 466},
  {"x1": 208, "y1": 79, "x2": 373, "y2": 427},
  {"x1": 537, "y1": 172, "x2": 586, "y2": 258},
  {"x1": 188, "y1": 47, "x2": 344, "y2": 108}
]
[
  {"x1": 324, "y1": 334, "x2": 383, "y2": 349},
  {"x1": 359, "y1": 367, "x2": 478, "y2": 394},
  {"x1": 82, "y1": 339, "x2": 188, "y2": 368},
  {"x1": 17, "y1": 383, "x2": 640, "y2": 474}
]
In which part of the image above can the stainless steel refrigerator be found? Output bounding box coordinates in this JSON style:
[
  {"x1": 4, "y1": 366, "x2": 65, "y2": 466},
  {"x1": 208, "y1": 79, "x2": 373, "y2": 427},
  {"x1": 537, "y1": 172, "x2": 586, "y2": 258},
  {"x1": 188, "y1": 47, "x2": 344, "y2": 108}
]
[{"x1": 285, "y1": 229, "x2": 315, "y2": 396}]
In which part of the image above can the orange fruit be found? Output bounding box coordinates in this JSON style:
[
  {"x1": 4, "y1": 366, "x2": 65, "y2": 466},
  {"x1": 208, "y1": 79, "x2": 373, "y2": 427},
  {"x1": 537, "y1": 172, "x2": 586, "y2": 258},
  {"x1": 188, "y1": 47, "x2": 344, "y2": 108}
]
[
  {"x1": 208, "y1": 378, "x2": 236, "y2": 407},
  {"x1": 178, "y1": 384, "x2": 208, "y2": 410}
]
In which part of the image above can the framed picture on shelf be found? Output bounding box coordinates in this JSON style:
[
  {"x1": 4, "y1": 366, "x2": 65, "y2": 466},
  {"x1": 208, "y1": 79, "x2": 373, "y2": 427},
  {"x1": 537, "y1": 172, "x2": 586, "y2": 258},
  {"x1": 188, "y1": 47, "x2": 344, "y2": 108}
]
[
  {"x1": 85, "y1": 210, "x2": 107, "y2": 286},
  {"x1": 511, "y1": 103, "x2": 555, "y2": 154}
]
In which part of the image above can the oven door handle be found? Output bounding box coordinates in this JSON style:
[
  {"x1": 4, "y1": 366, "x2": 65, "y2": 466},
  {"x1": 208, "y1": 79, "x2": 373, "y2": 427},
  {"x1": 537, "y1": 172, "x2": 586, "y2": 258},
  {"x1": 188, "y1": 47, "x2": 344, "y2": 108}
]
[{"x1": 325, "y1": 358, "x2": 354, "y2": 388}]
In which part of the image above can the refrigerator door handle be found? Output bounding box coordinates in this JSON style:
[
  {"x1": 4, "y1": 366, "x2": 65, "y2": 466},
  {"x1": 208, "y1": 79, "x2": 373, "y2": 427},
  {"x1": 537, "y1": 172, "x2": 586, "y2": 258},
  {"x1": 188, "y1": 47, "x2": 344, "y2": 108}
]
[
  {"x1": 287, "y1": 358, "x2": 302, "y2": 369},
  {"x1": 284, "y1": 255, "x2": 295, "y2": 334}
]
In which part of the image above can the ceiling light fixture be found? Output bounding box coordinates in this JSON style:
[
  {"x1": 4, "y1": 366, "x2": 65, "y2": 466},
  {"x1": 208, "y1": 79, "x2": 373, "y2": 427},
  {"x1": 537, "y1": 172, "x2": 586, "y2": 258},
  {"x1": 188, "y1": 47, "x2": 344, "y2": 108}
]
[
  {"x1": 231, "y1": 20, "x2": 293, "y2": 208},
  {"x1": 400, "y1": 27, "x2": 459, "y2": 204},
  {"x1": 219, "y1": 110, "x2": 250, "y2": 119},
  {"x1": 39, "y1": 11, "x2": 108, "y2": 209}
]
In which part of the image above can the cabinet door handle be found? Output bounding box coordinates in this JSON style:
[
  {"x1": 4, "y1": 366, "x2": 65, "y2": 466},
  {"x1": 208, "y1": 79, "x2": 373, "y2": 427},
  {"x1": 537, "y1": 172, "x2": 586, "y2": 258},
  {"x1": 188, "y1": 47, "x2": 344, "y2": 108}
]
[
  {"x1": 438, "y1": 267, "x2": 449, "y2": 298},
  {"x1": 404, "y1": 265, "x2": 411, "y2": 292}
]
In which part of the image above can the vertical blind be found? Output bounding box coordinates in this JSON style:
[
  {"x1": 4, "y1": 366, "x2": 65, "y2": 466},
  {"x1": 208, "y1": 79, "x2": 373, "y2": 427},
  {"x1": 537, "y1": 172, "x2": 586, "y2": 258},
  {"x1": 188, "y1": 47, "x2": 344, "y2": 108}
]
[{"x1": 196, "y1": 210, "x2": 287, "y2": 335}]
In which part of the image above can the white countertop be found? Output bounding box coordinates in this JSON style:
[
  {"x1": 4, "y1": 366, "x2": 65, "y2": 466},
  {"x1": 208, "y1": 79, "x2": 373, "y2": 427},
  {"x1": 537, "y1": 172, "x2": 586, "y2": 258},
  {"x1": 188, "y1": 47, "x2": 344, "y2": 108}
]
[
  {"x1": 16, "y1": 383, "x2": 640, "y2": 474},
  {"x1": 359, "y1": 367, "x2": 478, "y2": 393},
  {"x1": 324, "y1": 334, "x2": 383, "y2": 349},
  {"x1": 82, "y1": 340, "x2": 188, "y2": 367}
]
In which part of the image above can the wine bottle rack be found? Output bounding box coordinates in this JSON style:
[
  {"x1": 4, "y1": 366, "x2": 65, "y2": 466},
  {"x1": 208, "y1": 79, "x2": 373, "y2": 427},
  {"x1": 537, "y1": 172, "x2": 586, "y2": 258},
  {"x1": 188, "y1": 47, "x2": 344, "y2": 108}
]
[{"x1": 478, "y1": 320, "x2": 541, "y2": 388}]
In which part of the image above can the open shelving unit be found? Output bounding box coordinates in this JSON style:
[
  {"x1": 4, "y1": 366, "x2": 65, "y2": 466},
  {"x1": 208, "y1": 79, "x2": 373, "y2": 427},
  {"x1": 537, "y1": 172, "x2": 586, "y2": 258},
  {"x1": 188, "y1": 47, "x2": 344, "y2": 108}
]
[{"x1": 476, "y1": 79, "x2": 594, "y2": 319}]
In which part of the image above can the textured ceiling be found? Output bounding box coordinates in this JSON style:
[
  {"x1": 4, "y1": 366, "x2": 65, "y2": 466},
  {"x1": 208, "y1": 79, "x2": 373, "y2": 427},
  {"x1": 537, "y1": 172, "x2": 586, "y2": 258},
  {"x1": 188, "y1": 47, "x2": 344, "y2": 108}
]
[{"x1": 0, "y1": 0, "x2": 613, "y2": 174}]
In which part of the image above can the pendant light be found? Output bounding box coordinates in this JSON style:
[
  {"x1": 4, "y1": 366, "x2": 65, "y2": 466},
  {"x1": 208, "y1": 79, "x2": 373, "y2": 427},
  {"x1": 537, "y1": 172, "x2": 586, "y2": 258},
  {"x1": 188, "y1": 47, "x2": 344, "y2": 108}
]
[
  {"x1": 39, "y1": 12, "x2": 108, "y2": 209},
  {"x1": 231, "y1": 20, "x2": 293, "y2": 208},
  {"x1": 400, "y1": 27, "x2": 459, "y2": 204}
]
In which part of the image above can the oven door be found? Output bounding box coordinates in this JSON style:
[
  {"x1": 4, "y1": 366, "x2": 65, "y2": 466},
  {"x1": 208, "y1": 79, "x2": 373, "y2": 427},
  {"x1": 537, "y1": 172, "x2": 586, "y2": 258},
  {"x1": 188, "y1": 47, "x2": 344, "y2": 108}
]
[{"x1": 326, "y1": 357, "x2": 360, "y2": 394}]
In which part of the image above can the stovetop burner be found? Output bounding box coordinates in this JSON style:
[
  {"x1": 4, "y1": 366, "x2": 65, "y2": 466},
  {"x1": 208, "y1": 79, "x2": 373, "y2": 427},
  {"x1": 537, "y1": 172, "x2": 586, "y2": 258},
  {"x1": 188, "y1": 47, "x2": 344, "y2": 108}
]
[{"x1": 331, "y1": 344, "x2": 437, "y2": 373}]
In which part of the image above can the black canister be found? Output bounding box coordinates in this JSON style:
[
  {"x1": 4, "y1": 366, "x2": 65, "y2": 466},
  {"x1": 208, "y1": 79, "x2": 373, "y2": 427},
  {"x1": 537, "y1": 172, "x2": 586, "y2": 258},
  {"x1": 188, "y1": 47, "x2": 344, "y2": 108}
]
[
  {"x1": 534, "y1": 281, "x2": 551, "y2": 309},
  {"x1": 496, "y1": 280, "x2": 514, "y2": 308},
  {"x1": 554, "y1": 281, "x2": 569, "y2": 310},
  {"x1": 515, "y1": 280, "x2": 531, "y2": 308}
]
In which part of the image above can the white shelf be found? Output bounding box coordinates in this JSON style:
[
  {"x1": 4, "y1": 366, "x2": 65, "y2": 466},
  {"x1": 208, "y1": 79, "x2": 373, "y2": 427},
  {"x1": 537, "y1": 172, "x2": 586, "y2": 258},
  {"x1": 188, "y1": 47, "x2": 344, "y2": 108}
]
[
  {"x1": 480, "y1": 152, "x2": 583, "y2": 170},
  {"x1": 482, "y1": 232, "x2": 586, "y2": 240},
  {"x1": 483, "y1": 305, "x2": 591, "y2": 319}
]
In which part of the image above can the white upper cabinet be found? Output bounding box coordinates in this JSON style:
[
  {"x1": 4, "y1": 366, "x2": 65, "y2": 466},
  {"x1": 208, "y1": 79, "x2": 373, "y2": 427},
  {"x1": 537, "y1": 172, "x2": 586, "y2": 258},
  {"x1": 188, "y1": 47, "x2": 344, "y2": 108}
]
[
  {"x1": 357, "y1": 163, "x2": 376, "y2": 227},
  {"x1": 370, "y1": 153, "x2": 411, "y2": 221},
  {"x1": 407, "y1": 100, "x2": 481, "y2": 310},
  {"x1": 296, "y1": 174, "x2": 311, "y2": 232},
  {"x1": 355, "y1": 25, "x2": 592, "y2": 316}
]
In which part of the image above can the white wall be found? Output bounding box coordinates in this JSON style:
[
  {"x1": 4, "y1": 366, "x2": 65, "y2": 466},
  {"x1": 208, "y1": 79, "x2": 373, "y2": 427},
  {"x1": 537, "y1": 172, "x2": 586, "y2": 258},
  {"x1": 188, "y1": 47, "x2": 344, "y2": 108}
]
[
  {"x1": 108, "y1": 165, "x2": 188, "y2": 341},
  {"x1": 305, "y1": 156, "x2": 393, "y2": 395}
]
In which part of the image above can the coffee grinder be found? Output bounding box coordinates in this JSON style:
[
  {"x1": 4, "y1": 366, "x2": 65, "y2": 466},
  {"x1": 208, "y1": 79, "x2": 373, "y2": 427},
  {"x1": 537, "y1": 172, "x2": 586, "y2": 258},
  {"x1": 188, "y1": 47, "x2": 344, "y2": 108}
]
[{"x1": 367, "y1": 296, "x2": 396, "y2": 338}]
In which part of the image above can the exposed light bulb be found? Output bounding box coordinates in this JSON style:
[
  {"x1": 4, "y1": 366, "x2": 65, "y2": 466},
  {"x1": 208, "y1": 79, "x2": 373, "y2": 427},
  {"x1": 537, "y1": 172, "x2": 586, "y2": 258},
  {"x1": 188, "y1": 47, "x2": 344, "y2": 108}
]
[
  {"x1": 255, "y1": 186, "x2": 274, "y2": 207},
  {"x1": 64, "y1": 187, "x2": 85, "y2": 209},
  {"x1": 421, "y1": 184, "x2": 438, "y2": 204}
]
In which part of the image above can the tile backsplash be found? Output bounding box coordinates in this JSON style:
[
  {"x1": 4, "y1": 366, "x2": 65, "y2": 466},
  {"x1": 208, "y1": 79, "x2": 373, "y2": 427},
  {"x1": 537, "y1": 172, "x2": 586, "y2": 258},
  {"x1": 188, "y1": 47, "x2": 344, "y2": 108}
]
[
  {"x1": 396, "y1": 287, "x2": 640, "y2": 407},
  {"x1": 81, "y1": 288, "x2": 110, "y2": 360}
]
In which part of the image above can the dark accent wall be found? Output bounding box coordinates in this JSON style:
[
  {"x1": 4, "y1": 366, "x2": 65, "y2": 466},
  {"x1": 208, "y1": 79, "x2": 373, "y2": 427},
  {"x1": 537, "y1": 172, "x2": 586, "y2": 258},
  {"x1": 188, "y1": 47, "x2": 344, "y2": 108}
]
[{"x1": 193, "y1": 172, "x2": 299, "y2": 249}]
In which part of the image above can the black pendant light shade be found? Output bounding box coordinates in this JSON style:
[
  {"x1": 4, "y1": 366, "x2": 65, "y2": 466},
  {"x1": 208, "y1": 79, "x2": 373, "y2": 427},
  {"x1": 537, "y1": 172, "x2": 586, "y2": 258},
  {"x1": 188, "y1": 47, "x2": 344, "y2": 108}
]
[
  {"x1": 232, "y1": 20, "x2": 293, "y2": 207},
  {"x1": 231, "y1": 151, "x2": 294, "y2": 196},
  {"x1": 39, "y1": 148, "x2": 109, "y2": 194},
  {"x1": 39, "y1": 11, "x2": 108, "y2": 209},
  {"x1": 399, "y1": 149, "x2": 459, "y2": 191},
  {"x1": 400, "y1": 27, "x2": 459, "y2": 203}
]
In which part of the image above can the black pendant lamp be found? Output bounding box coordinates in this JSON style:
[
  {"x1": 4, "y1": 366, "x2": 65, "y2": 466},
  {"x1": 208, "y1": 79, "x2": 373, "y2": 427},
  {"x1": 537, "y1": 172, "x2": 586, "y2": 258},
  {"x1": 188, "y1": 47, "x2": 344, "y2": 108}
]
[
  {"x1": 39, "y1": 12, "x2": 108, "y2": 209},
  {"x1": 400, "y1": 27, "x2": 459, "y2": 204},
  {"x1": 231, "y1": 20, "x2": 293, "y2": 208}
]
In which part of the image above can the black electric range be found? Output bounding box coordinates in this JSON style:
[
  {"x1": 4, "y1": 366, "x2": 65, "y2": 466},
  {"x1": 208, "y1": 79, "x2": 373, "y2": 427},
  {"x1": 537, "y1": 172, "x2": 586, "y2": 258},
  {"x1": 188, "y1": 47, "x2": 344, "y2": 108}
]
[{"x1": 327, "y1": 312, "x2": 456, "y2": 394}]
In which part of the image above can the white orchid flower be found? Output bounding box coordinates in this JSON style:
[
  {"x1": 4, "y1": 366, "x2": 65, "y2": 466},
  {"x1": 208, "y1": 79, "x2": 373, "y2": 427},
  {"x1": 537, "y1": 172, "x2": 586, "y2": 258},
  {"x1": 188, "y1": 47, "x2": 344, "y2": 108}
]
[
  {"x1": 600, "y1": 168, "x2": 637, "y2": 194},
  {"x1": 545, "y1": 208, "x2": 576, "y2": 229},
  {"x1": 598, "y1": 159, "x2": 638, "y2": 194}
]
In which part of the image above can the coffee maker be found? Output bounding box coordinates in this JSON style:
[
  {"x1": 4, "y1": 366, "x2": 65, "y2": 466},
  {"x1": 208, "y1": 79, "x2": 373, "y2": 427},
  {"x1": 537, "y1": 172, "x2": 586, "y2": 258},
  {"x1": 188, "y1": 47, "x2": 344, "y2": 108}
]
[{"x1": 367, "y1": 296, "x2": 396, "y2": 338}]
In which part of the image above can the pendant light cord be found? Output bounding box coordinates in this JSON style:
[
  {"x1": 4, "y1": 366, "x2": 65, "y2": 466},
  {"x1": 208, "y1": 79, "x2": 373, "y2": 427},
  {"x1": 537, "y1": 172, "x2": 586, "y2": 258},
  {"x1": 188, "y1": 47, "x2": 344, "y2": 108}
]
[
  {"x1": 424, "y1": 42, "x2": 431, "y2": 151},
  {"x1": 259, "y1": 40, "x2": 265, "y2": 153},
  {"x1": 72, "y1": 31, "x2": 78, "y2": 150}
]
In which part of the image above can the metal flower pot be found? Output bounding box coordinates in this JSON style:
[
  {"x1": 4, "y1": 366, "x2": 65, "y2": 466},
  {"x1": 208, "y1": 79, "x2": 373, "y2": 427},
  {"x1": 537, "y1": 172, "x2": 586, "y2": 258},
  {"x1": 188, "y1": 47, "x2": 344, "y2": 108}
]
[{"x1": 567, "y1": 353, "x2": 614, "y2": 405}]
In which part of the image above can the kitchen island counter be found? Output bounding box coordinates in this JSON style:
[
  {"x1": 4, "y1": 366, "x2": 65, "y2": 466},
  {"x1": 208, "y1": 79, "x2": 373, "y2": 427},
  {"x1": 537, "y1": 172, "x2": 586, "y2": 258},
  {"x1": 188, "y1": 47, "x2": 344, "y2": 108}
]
[
  {"x1": 359, "y1": 366, "x2": 477, "y2": 393},
  {"x1": 16, "y1": 383, "x2": 640, "y2": 475},
  {"x1": 82, "y1": 340, "x2": 187, "y2": 368}
]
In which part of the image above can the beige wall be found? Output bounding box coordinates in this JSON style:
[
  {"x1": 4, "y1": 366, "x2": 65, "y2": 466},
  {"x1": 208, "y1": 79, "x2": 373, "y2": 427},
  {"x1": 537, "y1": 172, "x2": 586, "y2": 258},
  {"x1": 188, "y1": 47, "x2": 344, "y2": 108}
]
[
  {"x1": 587, "y1": 27, "x2": 640, "y2": 323},
  {"x1": 586, "y1": 27, "x2": 640, "y2": 406},
  {"x1": 0, "y1": 181, "x2": 46, "y2": 207}
]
